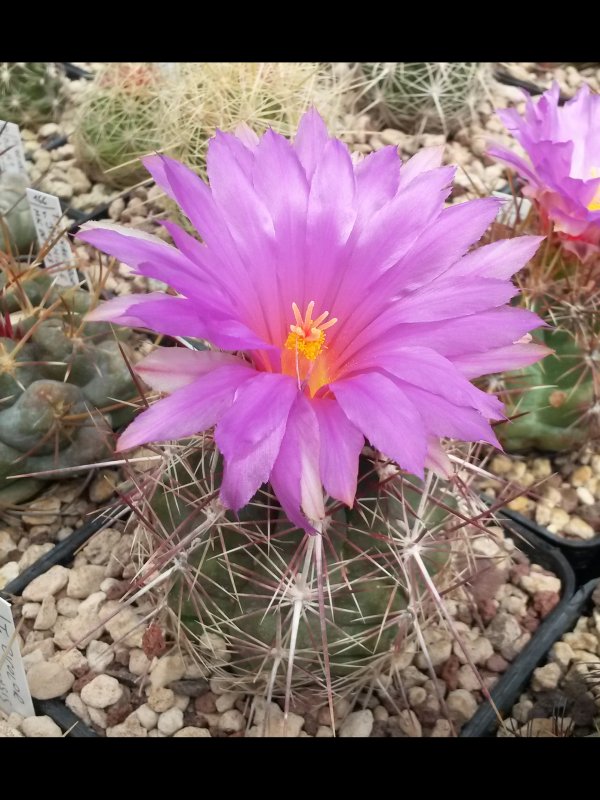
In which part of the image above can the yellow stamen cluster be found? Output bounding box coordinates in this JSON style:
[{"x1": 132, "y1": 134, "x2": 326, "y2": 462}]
[{"x1": 284, "y1": 300, "x2": 337, "y2": 362}]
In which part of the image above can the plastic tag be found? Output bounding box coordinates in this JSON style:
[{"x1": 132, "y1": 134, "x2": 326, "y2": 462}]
[
  {"x1": 25, "y1": 188, "x2": 79, "y2": 287},
  {"x1": 0, "y1": 596, "x2": 35, "y2": 718},
  {"x1": 0, "y1": 121, "x2": 28, "y2": 177}
]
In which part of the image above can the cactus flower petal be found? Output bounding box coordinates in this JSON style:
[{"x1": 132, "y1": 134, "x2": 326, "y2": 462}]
[
  {"x1": 86, "y1": 292, "x2": 271, "y2": 352},
  {"x1": 271, "y1": 395, "x2": 325, "y2": 533},
  {"x1": 135, "y1": 347, "x2": 250, "y2": 393},
  {"x1": 453, "y1": 235, "x2": 545, "y2": 279},
  {"x1": 117, "y1": 364, "x2": 256, "y2": 452},
  {"x1": 398, "y1": 145, "x2": 444, "y2": 187},
  {"x1": 79, "y1": 109, "x2": 547, "y2": 530},
  {"x1": 312, "y1": 398, "x2": 363, "y2": 508},
  {"x1": 331, "y1": 372, "x2": 427, "y2": 479},
  {"x1": 489, "y1": 82, "x2": 600, "y2": 262},
  {"x1": 216, "y1": 373, "x2": 298, "y2": 511},
  {"x1": 452, "y1": 343, "x2": 553, "y2": 379}
]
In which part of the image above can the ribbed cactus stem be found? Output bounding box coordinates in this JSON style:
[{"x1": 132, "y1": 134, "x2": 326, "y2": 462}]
[
  {"x1": 74, "y1": 63, "x2": 164, "y2": 189},
  {"x1": 123, "y1": 436, "x2": 511, "y2": 710},
  {"x1": 0, "y1": 257, "x2": 139, "y2": 503},
  {"x1": 0, "y1": 62, "x2": 64, "y2": 127},
  {"x1": 361, "y1": 62, "x2": 489, "y2": 135}
]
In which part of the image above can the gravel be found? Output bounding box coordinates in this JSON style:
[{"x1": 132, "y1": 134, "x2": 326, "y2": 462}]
[
  {"x1": 498, "y1": 587, "x2": 600, "y2": 737},
  {"x1": 3, "y1": 59, "x2": 592, "y2": 738},
  {"x1": 482, "y1": 447, "x2": 600, "y2": 541},
  {"x1": 8, "y1": 513, "x2": 561, "y2": 738}
]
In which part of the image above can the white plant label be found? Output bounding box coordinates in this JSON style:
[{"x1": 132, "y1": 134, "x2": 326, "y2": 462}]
[
  {"x1": 0, "y1": 120, "x2": 28, "y2": 177},
  {"x1": 25, "y1": 188, "x2": 79, "y2": 287},
  {"x1": 493, "y1": 191, "x2": 533, "y2": 227},
  {"x1": 0, "y1": 596, "x2": 35, "y2": 718}
]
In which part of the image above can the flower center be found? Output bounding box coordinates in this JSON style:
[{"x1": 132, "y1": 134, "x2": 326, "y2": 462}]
[
  {"x1": 589, "y1": 167, "x2": 600, "y2": 211},
  {"x1": 284, "y1": 301, "x2": 337, "y2": 361}
]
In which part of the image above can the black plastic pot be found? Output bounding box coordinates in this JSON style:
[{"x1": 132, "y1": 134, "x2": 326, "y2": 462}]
[
  {"x1": 1, "y1": 504, "x2": 574, "y2": 738},
  {"x1": 493, "y1": 68, "x2": 569, "y2": 105},
  {"x1": 461, "y1": 514, "x2": 579, "y2": 737},
  {"x1": 1, "y1": 502, "x2": 128, "y2": 597},
  {"x1": 65, "y1": 199, "x2": 112, "y2": 231},
  {"x1": 65, "y1": 182, "x2": 154, "y2": 234},
  {"x1": 501, "y1": 506, "x2": 600, "y2": 586},
  {"x1": 0, "y1": 502, "x2": 128, "y2": 737},
  {"x1": 462, "y1": 574, "x2": 599, "y2": 738},
  {"x1": 41, "y1": 134, "x2": 68, "y2": 152},
  {"x1": 60, "y1": 63, "x2": 94, "y2": 82}
]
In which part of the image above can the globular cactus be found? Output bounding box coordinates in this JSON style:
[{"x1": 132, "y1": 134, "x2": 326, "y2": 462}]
[
  {"x1": 0, "y1": 380, "x2": 111, "y2": 505},
  {"x1": 0, "y1": 257, "x2": 140, "y2": 504},
  {"x1": 128, "y1": 436, "x2": 500, "y2": 710},
  {"x1": 0, "y1": 62, "x2": 65, "y2": 127},
  {"x1": 155, "y1": 63, "x2": 352, "y2": 180},
  {"x1": 0, "y1": 255, "x2": 54, "y2": 310},
  {"x1": 73, "y1": 63, "x2": 164, "y2": 189},
  {"x1": 0, "y1": 172, "x2": 37, "y2": 256},
  {"x1": 360, "y1": 62, "x2": 489, "y2": 135},
  {"x1": 482, "y1": 205, "x2": 600, "y2": 454},
  {"x1": 495, "y1": 327, "x2": 598, "y2": 452}
]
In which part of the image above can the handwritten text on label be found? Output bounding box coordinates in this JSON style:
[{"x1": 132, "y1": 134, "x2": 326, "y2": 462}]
[
  {"x1": 26, "y1": 188, "x2": 79, "y2": 287},
  {"x1": 0, "y1": 120, "x2": 28, "y2": 177},
  {"x1": 0, "y1": 596, "x2": 35, "y2": 718}
]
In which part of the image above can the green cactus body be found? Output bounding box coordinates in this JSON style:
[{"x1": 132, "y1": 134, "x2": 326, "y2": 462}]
[
  {"x1": 0, "y1": 173, "x2": 37, "y2": 256},
  {"x1": 0, "y1": 259, "x2": 53, "y2": 311},
  {"x1": 0, "y1": 62, "x2": 64, "y2": 127},
  {"x1": 0, "y1": 265, "x2": 138, "y2": 504},
  {"x1": 177, "y1": 519, "x2": 407, "y2": 680},
  {"x1": 497, "y1": 327, "x2": 596, "y2": 452},
  {"x1": 472, "y1": 218, "x2": 600, "y2": 455},
  {"x1": 361, "y1": 62, "x2": 487, "y2": 134},
  {"x1": 73, "y1": 63, "x2": 164, "y2": 189},
  {"x1": 143, "y1": 442, "x2": 457, "y2": 694}
]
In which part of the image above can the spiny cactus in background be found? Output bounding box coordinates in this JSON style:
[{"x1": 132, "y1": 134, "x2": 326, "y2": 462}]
[
  {"x1": 483, "y1": 202, "x2": 600, "y2": 454},
  {"x1": 360, "y1": 62, "x2": 490, "y2": 135},
  {"x1": 0, "y1": 62, "x2": 65, "y2": 127},
  {"x1": 73, "y1": 63, "x2": 165, "y2": 189},
  {"x1": 125, "y1": 435, "x2": 506, "y2": 716},
  {"x1": 155, "y1": 63, "x2": 354, "y2": 180},
  {"x1": 0, "y1": 255, "x2": 141, "y2": 504},
  {"x1": 494, "y1": 328, "x2": 597, "y2": 452},
  {"x1": 0, "y1": 172, "x2": 37, "y2": 256}
]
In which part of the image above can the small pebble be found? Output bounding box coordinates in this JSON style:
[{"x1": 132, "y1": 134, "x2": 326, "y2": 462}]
[
  {"x1": 339, "y1": 710, "x2": 374, "y2": 738},
  {"x1": 157, "y1": 708, "x2": 184, "y2": 736},
  {"x1": 218, "y1": 710, "x2": 245, "y2": 733},
  {"x1": 81, "y1": 675, "x2": 123, "y2": 709},
  {"x1": 21, "y1": 715, "x2": 62, "y2": 738},
  {"x1": 147, "y1": 687, "x2": 175, "y2": 713},
  {"x1": 27, "y1": 662, "x2": 74, "y2": 700},
  {"x1": 174, "y1": 727, "x2": 212, "y2": 737}
]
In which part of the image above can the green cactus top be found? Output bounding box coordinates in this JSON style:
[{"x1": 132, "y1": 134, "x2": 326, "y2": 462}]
[{"x1": 0, "y1": 62, "x2": 65, "y2": 127}]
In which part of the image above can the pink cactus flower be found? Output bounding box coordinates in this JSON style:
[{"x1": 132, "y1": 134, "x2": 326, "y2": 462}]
[
  {"x1": 489, "y1": 82, "x2": 600, "y2": 263},
  {"x1": 77, "y1": 110, "x2": 547, "y2": 531}
]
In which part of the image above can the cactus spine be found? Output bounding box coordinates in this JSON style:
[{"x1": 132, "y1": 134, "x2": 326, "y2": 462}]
[
  {"x1": 0, "y1": 62, "x2": 65, "y2": 127},
  {"x1": 360, "y1": 62, "x2": 488, "y2": 134}
]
